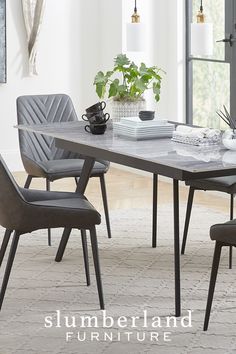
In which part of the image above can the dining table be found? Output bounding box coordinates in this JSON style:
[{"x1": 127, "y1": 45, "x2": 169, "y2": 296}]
[{"x1": 16, "y1": 120, "x2": 236, "y2": 317}]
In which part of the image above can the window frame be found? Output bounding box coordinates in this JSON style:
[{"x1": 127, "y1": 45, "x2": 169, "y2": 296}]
[{"x1": 185, "y1": 0, "x2": 236, "y2": 125}]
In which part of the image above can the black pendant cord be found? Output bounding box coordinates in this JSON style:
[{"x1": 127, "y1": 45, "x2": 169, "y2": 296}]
[
  {"x1": 134, "y1": 0, "x2": 137, "y2": 12},
  {"x1": 200, "y1": 0, "x2": 203, "y2": 12}
]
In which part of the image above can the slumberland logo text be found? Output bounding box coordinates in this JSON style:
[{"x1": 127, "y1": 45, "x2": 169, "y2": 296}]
[{"x1": 44, "y1": 310, "x2": 193, "y2": 343}]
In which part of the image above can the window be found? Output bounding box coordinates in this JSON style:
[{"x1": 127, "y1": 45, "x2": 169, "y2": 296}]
[{"x1": 186, "y1": 0, "x2": 236, "y2": 128}]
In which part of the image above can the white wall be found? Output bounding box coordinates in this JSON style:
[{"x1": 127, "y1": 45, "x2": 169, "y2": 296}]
[
  {"x1": 0, "y1": 0, "x2": 185, "y2": 171},
  {"x1": 166, "y1": 0, "x2": 185, "y2": 123},
  {"x1": 0, "y1": 0, "x2": 103, "y2": 170}
]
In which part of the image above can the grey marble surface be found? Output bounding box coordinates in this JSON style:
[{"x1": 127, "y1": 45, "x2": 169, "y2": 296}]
[{"x1": 16, "y1": 121, "x2": 236, "y2": 180}]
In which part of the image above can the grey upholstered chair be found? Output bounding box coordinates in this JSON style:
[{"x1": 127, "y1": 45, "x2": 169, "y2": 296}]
[
  {"x1": 0, "y1": 155, "x2": 104, "y2": 310},
  {"x1": 181, "y1": 177, "x2": 236, "y2": 268},
  {"x1": 17, "y1": 94, "x2": 111, "y2": 246},
  {"x1": 204, "y1": 219, "x2": 236, "y2": 330}
]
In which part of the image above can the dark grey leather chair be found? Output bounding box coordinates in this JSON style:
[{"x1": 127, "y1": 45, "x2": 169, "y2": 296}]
[
  {"x1": 204, "y1": 219, "x2": 236, "y2": 330},
  {"x1": 181, "y1": 177, "x2": 236, "y2": 268},
  {"x1": 17, "y1": 94, "x2": 111, "y2": 246},
  {"x1": 0, "y1": 155, "x2": 104, "y2": 310}
]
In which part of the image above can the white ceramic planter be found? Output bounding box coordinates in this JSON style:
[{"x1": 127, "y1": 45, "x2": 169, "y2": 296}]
[{"x1": 111, "y1": 99, "x2": 146, "y2": 122}]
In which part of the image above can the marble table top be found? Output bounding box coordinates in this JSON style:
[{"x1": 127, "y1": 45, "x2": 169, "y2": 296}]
[{"x1": 17, "y1": 121, "x2": 236, "y2": 180}]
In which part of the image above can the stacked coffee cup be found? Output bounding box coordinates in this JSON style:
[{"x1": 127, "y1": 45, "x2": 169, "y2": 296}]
[{"x1": 82, "y1": 101, "x2": 110, "y2": 135}]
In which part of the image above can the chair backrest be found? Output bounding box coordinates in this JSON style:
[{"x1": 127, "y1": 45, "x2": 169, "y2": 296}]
[
  {"x1": 0, "y1": 155, "x2": 25, "y2": 230},
  {"x1": 17, "y1": 94, "x2": 78, "y2": 164}
]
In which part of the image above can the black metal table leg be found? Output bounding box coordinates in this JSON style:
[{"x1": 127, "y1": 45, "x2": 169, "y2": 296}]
[
  {"x1": 55, "y1": 157, "x2": 96, "y2": 262},
  {"x1": 181, "y1": 187, "x2": 195, "y2": 255},
  {"x1": 100, "y1": 174, "x2": 112, "y2": 239},
  {"x1": 203, "y1": 242, "x2": 222, "y2": 331},
  {"x1": 75, "y1": 157, "x2": 96, "y2": 194},
  {"x1": 152, "y1": 174, "x2": 158, "y2": 248},
  {"x1": 173, "y1": 179, "x2": 181, "y2": 317},
  {"x1": 229, "y1": 194, "x2": 234, "y2": 269}
]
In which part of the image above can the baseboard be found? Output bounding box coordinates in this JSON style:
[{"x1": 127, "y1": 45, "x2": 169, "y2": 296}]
[{"x1": 1, "y1": 150, "x2": 23, "y2": 172}]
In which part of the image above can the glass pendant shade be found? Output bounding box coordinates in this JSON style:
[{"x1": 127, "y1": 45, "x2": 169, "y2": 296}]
[
  {"x1": 191, "y1": 22, "x2": 213, "y2": 56},
  {"x1": 126, "y1": 22, "x2": 146, "y2": 52}
]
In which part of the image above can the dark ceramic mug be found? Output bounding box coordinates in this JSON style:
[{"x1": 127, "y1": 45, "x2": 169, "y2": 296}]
[
  {"x1": 139, "y1": 110, "x2": 155, "y2": 121},
  {"x1": 85, "y1": 123, "x2": 107, "y2": 135},
  {"x1": 82, "y1": 112, "x2": 110, "y2": 124},
  {"x1": 86, "y1": 101, "x2": 106, "y2": 113}
]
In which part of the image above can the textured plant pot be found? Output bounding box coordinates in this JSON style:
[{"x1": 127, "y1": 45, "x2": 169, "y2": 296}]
[{"x1": 111, "y1": 99, "x2": 146, "y2": 122}]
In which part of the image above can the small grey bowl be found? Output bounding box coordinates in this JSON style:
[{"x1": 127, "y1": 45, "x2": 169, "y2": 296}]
[{"x1": 139, "y1": 111, "x2": 155, "y2": 121}]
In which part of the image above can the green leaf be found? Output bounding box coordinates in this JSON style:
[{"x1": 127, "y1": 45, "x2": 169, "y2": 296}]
[
  {"x1": 125, "y1": 71, "x2": 138, "y2": 83},
  {"x1": 152, "y1": 82, "x2": 161, "y2": 94},
  {"x1": 134, "y1": 78, "x2": 147, "y2": 92},
  {"x1": 140, "y1": 74, "x2": 153, "y2": 83},
  {"x1": 105, "y1": 71, "x2": 114, "y2": 79},
  {"x1": 117, "y1": 85, "x2": 127, "y2": 94},
  {"x1": 94, "y1": 71, "x2": 107, "y2": 85},
  {"x1": 96, "y1": 84, "x2": 105, "y2": 99},
  {"x1": 130, "y1": 85, "x2": 140, "y2": 98},
  {"x1": 108, "y1": 79, "x2": 119, "y2": 98},
  {"x1": 153, "y1": 82, "x2": 161, "y2": 95},
  {"x1": 130, "y1": 62, "x2": 138, "y2": 71},
  {"x1": 114, "y1": 54, "x2": 130, "y2": 67},
  {"x1": 139, "y1": 63, "x2": 148, "y2": 75}
]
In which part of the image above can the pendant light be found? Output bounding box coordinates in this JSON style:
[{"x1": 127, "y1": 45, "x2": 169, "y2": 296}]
[
  {"x1": 126, "y1": 0, "x2": 146, "y2": 52},
  {"x1": 191, "y1": 0, "x2": 213, "y2": 56}
]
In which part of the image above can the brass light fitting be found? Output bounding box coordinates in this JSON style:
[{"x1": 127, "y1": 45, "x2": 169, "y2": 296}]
[
  {"x1": 196, "y1": 0, "x2": 205, "y2": 23},
  {"x1": 131, "y1": 0, "x2": 140, "y2": 23}
]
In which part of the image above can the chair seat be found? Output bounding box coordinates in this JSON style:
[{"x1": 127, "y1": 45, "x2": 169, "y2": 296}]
[
  {"x1": 20, "y1": 188, "x2": 85, "y2": 202},
  {"x1": 186, "y1": 176, "x2": 236, "y2": 194},
  {"x1": 34, "y1": 159, "x2": 109, "y2": 181},
  {"x1": 210, "y1": 219, "x2": 236, "y2": 245},
  {"x1": 18, "y1": 189, "x2": 101, "y2": 233}
]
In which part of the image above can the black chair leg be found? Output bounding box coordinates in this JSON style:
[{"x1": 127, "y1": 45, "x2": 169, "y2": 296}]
[
  {"x1": 152, "y1": 174, "x2": 158, "y2": 248},
  {"x1": 203, "y1": 241, "x2": 222, "y2": 331},
  {"x1": 46, "y1": 179, "x2": 52, "y2": 247},
  {"x1": 0, "y1": 232, "x2": 20, "y2": 311},
  {"x1": 229, "y1": 194, "x2": 234, "y2": 269},
  {"x1": 181, "y1": 187, "x2": 195, "y2": 255},
  {"x1": 0, "y1": 230, "x2": 12, "y2": 267},
  {"x1": 24, "y1": 175, "x2": 33, "y2": 189},
  {"x1": 90, "y1": 226, "x2": 104, "y2": 310},
  {"x1": 55, "y1": 228, "x2": 72, "y2": 262},
  {"x1": 99, "y1": 175, "x2": 111, "y2": 239},
  {"x1": 81, "y1": 230, "x2": 90, "y2": 286}
]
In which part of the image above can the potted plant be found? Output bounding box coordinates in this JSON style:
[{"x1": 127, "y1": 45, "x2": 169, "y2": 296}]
[
  {"x1": 217, "y1": 106, "x2": 236, "y2": 150},
  {"x1": 94, "y1": 54, "x2": 165, "y2": 121}
]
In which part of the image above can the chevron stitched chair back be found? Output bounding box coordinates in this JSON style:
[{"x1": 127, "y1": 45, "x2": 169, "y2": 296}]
[{"x1": 17, "y1": 94, "x2": 78, "y2": 168}]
